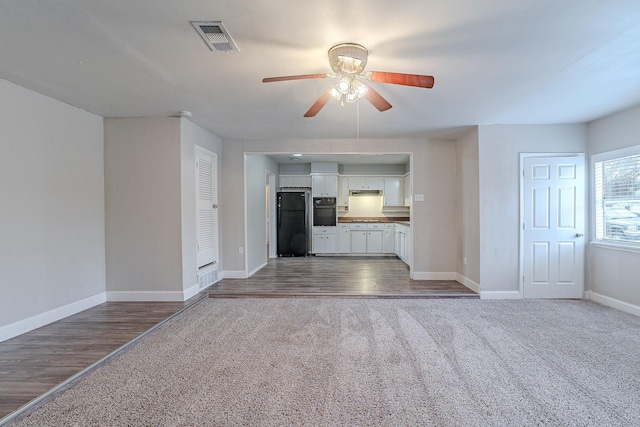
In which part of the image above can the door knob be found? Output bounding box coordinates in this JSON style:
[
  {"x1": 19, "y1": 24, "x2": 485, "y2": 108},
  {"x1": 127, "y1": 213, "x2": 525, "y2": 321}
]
[{"x1": 575, "y1": 233, "x2": 584, "y2": 237}]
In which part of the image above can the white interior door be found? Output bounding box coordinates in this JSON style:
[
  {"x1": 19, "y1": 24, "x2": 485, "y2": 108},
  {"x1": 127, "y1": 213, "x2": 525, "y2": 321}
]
[
  {"x1": 522, "y1": 155, "x2": 585, "y2": 298},
  {"x1": 196, "y1": 147, "x2": 218, "y2": 268}
]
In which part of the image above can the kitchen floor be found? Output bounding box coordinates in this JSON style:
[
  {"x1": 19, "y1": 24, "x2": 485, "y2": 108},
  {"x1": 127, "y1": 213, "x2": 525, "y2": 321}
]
[{"x1": 208, "y1": 256, "x2": 478, "y2": 298}]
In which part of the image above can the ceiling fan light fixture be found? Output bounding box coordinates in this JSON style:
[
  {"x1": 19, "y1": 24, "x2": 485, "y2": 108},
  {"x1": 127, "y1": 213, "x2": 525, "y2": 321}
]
[
  {"x1": 328, "y1": 43, "x2": 368, "y2": 74},
  {"x1": 354, "y1": 80, "x2": 368, "y2": 98},
  {"x1": 338, "y1": 55, "x2": 363, "y2": 74},
  {"x1": 330, "y1": 78, "x2": 368, "y2": 105},
  {"x1": 262, "y1": 42, "x2": 434, "y2": 117},
  {"x1": 330, "y1": 86, "x2": 342, "y2": 100},
  {"x1": 337, "y1": 78, "x2": 351, "y2": 94},
  {"x1": 346, "y1": 92, "x2": 358, "y2": 103}
]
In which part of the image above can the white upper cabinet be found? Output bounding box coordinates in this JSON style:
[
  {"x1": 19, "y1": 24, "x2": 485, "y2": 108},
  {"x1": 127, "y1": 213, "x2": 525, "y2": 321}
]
[
  {"x1": 348, "y1": 176, "x2": 384, "y2": 191},
  {"x1": 312, "y1": 174, "x2": 337, "y2": 197},
  {"x1": 383, "y1": 177, "x2": 404, "y2": 206},
  {"x1": 338, "y1": 176, "x2": 349, "y2": 206},
  {"x1": 403, "y1": 174, "x2": 411, "y2": 206},
  {"x1": 279, "y1": 175, "x2": 312, "y2": 188}
]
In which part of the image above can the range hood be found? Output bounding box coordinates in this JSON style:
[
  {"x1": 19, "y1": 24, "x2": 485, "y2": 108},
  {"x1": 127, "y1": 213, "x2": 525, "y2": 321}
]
[{"x1": 349, "y1": 189, "x2": 382, "y2": 196}]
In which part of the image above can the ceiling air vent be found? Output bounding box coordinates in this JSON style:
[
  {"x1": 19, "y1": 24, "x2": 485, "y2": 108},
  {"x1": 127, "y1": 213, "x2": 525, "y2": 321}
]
[{"x1": 191, "y1": 21, "x2": 239, "y2": 52}]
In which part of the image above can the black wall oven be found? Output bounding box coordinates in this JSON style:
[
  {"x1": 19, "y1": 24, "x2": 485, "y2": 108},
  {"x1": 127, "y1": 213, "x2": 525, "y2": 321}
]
[{"x1": 313, "y1": 197, "x2": 337, "y2": 226}]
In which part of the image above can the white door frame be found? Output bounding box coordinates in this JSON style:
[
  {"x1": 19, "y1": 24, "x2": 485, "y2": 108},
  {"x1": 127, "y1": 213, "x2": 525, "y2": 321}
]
[
  {"x1": 266, "y1": 170, "x2": 277, "y2": 259},
  {"x1": 519, "y1": 153, "x2": 586, "y2": 298}
]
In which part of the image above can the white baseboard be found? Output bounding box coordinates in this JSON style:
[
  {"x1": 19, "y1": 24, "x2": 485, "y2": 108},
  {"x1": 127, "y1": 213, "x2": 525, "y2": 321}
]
[
  {"x1": 455, "y1": 273, "x2": 480, "y2": 293},
  {"x1": 0, "y1": 292, "x2": 107, "y2": 343},
  {"x1": 586, "y1": 291, "x2": 640, "y2": 317},
  {"x1": 221, "y1": 270, "x2": 247, "y2": 279},
  {"x1": 247, "y1": 261, "x2": 267, "y2": 278},
  {"x1": 106, "y1": 291, "x2": 186, "y2": 302},
  {"x1": 480, "y1": 290, "x2": 523, "y2": 300},
  {"x1": 411, "y1": 271, "x2": 457, "y2": 280},
  {"x1": 183, "y1": 283, "x2": 201, "y2": 301}
]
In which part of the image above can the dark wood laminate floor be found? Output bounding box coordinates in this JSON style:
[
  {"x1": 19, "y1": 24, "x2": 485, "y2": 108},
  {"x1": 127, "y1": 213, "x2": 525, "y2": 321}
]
[
  {"x1": 0, "y1": 297, "x2": 203, "y2": 420},
  {"x1": 208, "y1": 256, "x2": 478, "y2": 297}
]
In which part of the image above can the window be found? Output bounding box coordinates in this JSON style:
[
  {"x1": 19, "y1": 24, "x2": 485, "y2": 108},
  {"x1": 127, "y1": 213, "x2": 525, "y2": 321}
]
[{"x1": 593, "y1": 146, "x2": 640, "y2": 246}]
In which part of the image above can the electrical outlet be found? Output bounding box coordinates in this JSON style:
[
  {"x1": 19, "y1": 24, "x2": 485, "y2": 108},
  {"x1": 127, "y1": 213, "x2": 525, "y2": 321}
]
[
  {"x1": 239, "y1": 246, "x2": 244, "y2": 254},
  {"x1": 464, "y1": 257, "x2": 468, "y2": 265}
]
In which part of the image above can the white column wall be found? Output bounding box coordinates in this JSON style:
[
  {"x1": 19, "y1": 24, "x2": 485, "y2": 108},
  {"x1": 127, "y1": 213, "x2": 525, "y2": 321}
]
[
  {"x1": 455, "y1": 128, "x2": 480, "y2": 287},
  {"x1": 180, "y1": 118, "x2": 222, "y2": 295},
  {"x1": 245, "y1": 154, "x2": 280, "y2": 276},
  {"x1": 104, "y1": 117, "x2": 183, "y2": 300}
]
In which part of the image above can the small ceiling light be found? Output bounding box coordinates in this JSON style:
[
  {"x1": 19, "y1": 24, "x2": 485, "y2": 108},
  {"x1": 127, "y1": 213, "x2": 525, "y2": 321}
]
[
  {"x1": 292, "y1": 153, "x2": 302, "y2": 157},
  {"x1": 337, "y1": 78, "x2": 351, "y2": 94},
  {"x1": 330, "y1": 86, "x2": 341, "y2": 100},
  {"x1": 354, "y1": 80, "x2": 368, "y2": 98}
]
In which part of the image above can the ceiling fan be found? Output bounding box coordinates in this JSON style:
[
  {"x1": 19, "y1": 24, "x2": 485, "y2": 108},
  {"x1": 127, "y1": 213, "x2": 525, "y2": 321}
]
[{"x1": 262, "y1": 43, "x2": 434, "y2": 117}]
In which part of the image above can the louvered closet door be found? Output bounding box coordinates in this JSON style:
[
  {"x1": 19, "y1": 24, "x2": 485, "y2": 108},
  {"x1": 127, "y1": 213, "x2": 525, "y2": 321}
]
[{"x1": 196, "y1": 147, "x2": 218, "y2": 268}]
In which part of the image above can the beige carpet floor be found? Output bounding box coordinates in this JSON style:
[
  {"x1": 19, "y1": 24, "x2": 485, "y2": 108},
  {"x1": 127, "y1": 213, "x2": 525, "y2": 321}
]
[{"x1": 11, "y1": 298, "x2": 640, "y2": 426}]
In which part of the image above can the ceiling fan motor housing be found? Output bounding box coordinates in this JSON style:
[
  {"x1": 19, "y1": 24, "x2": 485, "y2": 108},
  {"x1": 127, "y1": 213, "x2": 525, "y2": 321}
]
[{"x1": 328, "y1": 43, "x2": 368, "y2": 74}]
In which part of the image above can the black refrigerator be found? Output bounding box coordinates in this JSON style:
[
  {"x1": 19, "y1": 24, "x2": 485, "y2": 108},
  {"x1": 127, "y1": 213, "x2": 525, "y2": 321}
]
[{"x1": 277, "y1": 191, "x2": 308, "y2": 256}]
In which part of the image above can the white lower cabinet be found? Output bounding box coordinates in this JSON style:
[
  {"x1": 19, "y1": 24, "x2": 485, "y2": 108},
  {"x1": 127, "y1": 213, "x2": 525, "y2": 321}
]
[
  {"x1": 349, "y1": 223, "x2": 384, "y2": 254},
  {"x1": 394, "y1": 223, "x2": 411, "y2": 265},
  {"x1": 313, "y1": 227, "x2": 337, "y2": 254},
  {"x1": 366, "y1": 230, "x2": 384, "y2": 253},
  {"x1": 337, "y1": 224, "x2": 350, "y2": 253},
  {"x1": 383, "y1": 224, "x2": 395, "y2": 254},
  {"x1": 351, "y1": 230, "x2": 368, "y2": 253}
]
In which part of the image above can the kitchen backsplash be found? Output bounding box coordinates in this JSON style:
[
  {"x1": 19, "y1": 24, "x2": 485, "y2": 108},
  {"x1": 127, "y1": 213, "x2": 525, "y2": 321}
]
[{"x1": 339, "y1": 194, "x2": 409, "y2": 219}]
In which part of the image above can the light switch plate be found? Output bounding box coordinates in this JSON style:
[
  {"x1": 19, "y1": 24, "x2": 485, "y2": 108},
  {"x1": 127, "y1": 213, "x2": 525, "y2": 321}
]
[{"x1": 414, "y1": 194, "x2": 425, "y2": 202}]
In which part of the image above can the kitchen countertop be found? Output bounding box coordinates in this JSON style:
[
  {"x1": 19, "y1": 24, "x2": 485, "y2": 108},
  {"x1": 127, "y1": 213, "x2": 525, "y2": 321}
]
[{"x1": 338, "y1": 217, "x2": 410, "y2": 224}]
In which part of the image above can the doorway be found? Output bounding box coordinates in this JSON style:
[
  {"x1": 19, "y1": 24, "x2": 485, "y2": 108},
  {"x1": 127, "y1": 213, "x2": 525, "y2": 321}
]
[{"x1": 520, "y1": 154, "x2": 585, "y2": 298}]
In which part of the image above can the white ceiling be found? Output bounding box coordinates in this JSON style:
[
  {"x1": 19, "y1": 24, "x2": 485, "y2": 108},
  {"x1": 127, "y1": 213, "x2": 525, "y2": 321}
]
[{"x1": 1, "y1": 0, "x2": 639, "y2": 141}]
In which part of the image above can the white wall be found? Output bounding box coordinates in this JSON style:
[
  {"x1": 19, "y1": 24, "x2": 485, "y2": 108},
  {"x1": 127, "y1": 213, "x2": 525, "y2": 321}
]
[
  {"x1": 0, "y1": 78, "x2": 105, "y2": 341},
  {"x1": 455, "y1": 128, "x2": 480, "y2": 287},
  {"x1": 477, "y1": 124, "x2": 587, "y2": 296},
  {"x1": 104, "y1": 117, "x2": 184, "y2": 300},
  {"x1": 245, "y1": 154, "x2": 279, "y2": 275},
  {"x1": 221, "y1": 139, "x2": 457, "y2": 279},
  {"x1": 220, "y1": 141, "x2": 246, "y2": 275},
  {"x1": 587, "y1": 104, "x2": 640, "y2": 310},
  {"x1": 180, "y1": 119, "x2": 222, "y2": 296}
]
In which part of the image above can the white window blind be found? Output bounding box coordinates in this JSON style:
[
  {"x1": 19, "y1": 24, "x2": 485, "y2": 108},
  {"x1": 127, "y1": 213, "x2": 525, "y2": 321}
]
[{"x1": 593, "y1": 148, "x2": 640, "y2": 244}]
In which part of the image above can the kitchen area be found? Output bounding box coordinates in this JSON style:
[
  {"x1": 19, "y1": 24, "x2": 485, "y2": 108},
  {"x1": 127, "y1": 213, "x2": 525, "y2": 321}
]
[
  {"x1": 216, "y1": 151, "x2": 475, "y2": 298},
  {"x1": 276, "y1": 158, "x2": 412, "y2": 267}
]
